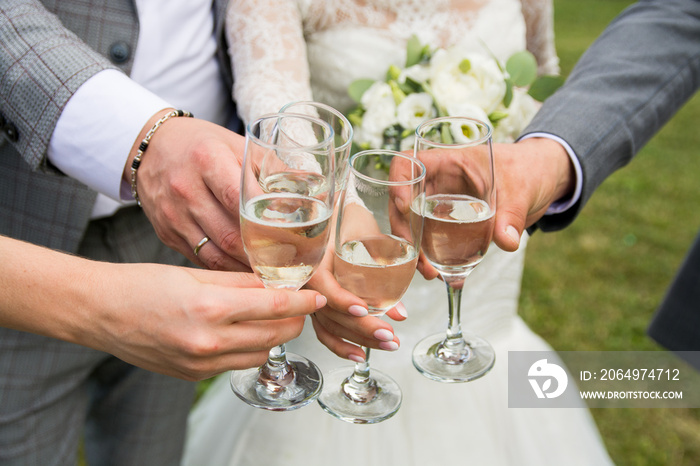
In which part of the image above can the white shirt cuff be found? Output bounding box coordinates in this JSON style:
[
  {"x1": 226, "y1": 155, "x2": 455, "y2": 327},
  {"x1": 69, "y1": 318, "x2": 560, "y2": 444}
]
[
  {"x1": 518, "y1": 132, "x2": 583, "y2": 214},
  {"x1": 48, "y1": 69, "x2": 172, "y2": 201}
]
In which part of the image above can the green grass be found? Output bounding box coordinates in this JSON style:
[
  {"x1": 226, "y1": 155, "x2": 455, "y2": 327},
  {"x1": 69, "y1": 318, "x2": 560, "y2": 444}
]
[{"x1": 520, "y1": 1, "x2": 700, "y2": 464}]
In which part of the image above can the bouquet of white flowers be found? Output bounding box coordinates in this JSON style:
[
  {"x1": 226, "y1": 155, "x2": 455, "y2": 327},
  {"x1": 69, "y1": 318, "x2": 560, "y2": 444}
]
[{"x1": 346, "y1": 36, "x2": 563, "y2": 152}]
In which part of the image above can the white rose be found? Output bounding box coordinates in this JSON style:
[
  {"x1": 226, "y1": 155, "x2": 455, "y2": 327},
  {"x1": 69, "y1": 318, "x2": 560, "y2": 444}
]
[
  {"x1": 396, "y1": 92, "x2": 436, "y2": 131},
  {"x1": 429, "y1": 47, "x2": 506, "y2": 116},
  {"x1": 492, "y1": 87, "x2": 540, "y2": 143},
  {"x1": 359, "y1": 81, "x2": 397, "y2": 148}
]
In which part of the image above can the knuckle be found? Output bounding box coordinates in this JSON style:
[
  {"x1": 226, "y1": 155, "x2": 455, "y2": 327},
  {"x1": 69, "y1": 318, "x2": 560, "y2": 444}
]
[{"x1": 218, "y1": 229, "x2": 243, "y2": 256}]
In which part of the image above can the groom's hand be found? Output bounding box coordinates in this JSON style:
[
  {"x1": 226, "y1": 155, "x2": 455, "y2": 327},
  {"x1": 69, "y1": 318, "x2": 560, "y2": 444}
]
[
  {"x1": 123, "y1": 109, "x2": 250, "y2": 272},
  {"x1": 492, "y1": 138, "x2": 575, "y2": 251}
]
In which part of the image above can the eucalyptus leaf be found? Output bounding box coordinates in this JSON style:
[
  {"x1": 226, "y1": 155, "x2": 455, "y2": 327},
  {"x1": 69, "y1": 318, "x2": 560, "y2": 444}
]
[
  {"x1": 348, "y1": 79, "x2": 375, "y2": 104},
  {"x1": 406, "y1": 35, "x2": 423, "y2": 67},
  {"x1": 503, "y1": 77, "x2": 514, "y2": 108},
  {"x1": 528, "y1": 75, "x2": 565, "y2": 102},
  {"x1": 506, "y1": 51, "x2": 537, "y2": 87}
]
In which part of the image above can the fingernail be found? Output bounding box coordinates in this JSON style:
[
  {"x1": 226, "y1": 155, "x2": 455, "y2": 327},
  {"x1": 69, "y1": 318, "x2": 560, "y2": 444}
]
[
  {"x1": 506, "y1": 225, "x2": 520, "y2": 244},
  {"x1": 373, "y1": 329, "x2": 394, "y2": 341},
  {"x1": 379, "y1": 341, "x2": 399, "y2": 351},
  {"x1": 395, "y1": 302, "x2": 408, "y2": 318},
  {"x1": 349, "y1": 354, "x2": 365, "y2": 363},
  {"x1": 315, "y1": 295, "x2": 327, "y2": 309},
  {"x1": 348, "y1": 305, "x2": 368, "y2": 317}
]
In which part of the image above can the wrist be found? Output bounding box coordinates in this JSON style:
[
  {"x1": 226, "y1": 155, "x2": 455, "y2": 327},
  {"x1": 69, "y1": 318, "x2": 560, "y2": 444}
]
[
  {"x1": 520, "y1": 137, "x2": 576, "y2": 204},
  {"x1": 124, "y1": 108, "x2": 193, "y2": 205}
]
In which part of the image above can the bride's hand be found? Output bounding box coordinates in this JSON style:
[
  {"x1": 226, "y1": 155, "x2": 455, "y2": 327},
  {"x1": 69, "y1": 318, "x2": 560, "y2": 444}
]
[{"x1": 305, "y1": 243, "x2": 404, "y2": 362}]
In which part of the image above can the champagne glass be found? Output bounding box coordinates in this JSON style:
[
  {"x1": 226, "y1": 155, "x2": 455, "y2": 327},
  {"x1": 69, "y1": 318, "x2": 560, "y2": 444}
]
[
  {"x1": 411, "y1": 116, "x2": 497, "y2": 382},
  {"x1": 230, "y1": 112, "x2": 336, "y2": 410},
  {"x1": 317, "y1": 149, "x2": 426, "y2": 423},
  {"x1": 280, "y1": 101, "x2": 354, "y2": 193}
]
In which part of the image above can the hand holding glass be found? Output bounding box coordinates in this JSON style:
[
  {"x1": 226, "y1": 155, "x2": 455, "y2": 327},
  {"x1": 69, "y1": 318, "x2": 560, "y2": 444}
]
[
  {"x1": 318, "y1": 149, "x2": 425, "y2": 423},
  {"x1": 412, "y1": 116, "x2": 497, "y2": 383}
]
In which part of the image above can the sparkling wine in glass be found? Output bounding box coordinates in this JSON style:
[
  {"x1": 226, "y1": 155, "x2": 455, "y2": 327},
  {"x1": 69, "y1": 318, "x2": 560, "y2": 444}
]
[
  {"x1": 317, "y1": 149, "x2": 425, "y2": 423},
  {"x1": 230, "y1": 112, "x2": 336, "y2": 410},
  {"x1": 411, "y1": 116, "x2": 497, "y2": 382}
]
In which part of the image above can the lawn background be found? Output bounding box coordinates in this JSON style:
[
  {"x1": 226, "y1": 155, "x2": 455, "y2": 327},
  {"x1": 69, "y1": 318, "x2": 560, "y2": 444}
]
[{"x1": 521, "y1": 1, "x2": 700, "y2": 464}]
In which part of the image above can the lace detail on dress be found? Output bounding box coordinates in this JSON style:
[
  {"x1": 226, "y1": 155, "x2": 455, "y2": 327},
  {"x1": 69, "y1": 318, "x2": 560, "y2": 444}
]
[
  {"x1": 226, "y1": 0, "x2": 557, "y2": 123},
  {"x1": 522, "y1": 0, "x2": 560, "y2": 75}
]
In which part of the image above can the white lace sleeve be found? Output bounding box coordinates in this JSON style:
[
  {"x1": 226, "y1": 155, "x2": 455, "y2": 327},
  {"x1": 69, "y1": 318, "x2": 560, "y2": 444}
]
[
  {"x1": 521, "y1": 0, "x2": 560, "y2": 75},
  {"x1": 225, "y1": 0, "x2": 314, "y2": 124}
]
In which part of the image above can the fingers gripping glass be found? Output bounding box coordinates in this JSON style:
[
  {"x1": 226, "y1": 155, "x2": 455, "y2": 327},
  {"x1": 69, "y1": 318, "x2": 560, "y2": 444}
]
[
  {"x1": 230, "y1": 112, "x2": 336, "y2": 410},
  {"x1": 318, "y1": 150, "x2": 426, "y2": 423},
  {"x1": 411, "y1": 116, "x2": 497, "y2": 383}
]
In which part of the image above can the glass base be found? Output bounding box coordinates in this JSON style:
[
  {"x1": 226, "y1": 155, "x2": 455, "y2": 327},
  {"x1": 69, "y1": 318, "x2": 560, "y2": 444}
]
[
  {"x1": 230, "y1": 352, "x2": 323, "y2": 411},
  {"x1": 412, "y1": 332, "x2": 495, "y2": 383},
  {"x1": 317, "y1": 367, "x2": 402, "y2": 424}
]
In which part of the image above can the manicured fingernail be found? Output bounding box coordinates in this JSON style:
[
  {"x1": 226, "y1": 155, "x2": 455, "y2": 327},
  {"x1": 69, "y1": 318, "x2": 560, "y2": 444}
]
[
  {"x1": 348, "y1": 305, "x2": 368, "y2": 317},
  {"x1": 506, "y1": 225, "x2": 520, "y2": 244},
  {"x1": 349, "y1": 354, "x2": 365, "y2": 363},
  {"x1": 373, "y1": 329, "x2": 394, "y2": 341},
  {"x1": 379, "y1": 341, "x2": 399, "y2": 351},
  {"x1": 395, "y1": 302, "x2": 408, "y2": 318},
  {"x1": 315, "y1": 295, "x2": 327, "y2": 309}
]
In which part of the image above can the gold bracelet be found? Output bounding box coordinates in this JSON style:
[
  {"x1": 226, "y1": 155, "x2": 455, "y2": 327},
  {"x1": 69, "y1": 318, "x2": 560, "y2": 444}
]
[{"x1": 130, "y1": 109, "x2": 193, "y2": 206}]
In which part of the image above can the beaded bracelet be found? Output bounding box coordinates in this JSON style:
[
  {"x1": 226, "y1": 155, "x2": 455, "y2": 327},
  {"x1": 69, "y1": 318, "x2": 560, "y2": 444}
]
[{"x1": 130, "y1": 109, "x2": 193, "y2": 206}]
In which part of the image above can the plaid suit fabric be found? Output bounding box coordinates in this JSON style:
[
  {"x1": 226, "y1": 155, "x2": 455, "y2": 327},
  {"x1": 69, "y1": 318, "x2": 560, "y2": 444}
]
[
  {"x1": 0, "y1": 0, "x2": 231, "y2": 463},
  {"x1": 0, "y1": 207, "x2": 196, "y2": 465}
]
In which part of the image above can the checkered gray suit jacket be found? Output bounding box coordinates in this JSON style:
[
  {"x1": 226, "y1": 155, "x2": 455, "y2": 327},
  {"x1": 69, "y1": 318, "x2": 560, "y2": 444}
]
[
  {"x1": 522, "y1": 0, "x2": 700, "y2": 364},
  {"x1": 0, "y1": 0, "x2": 231, "y2": 253}
]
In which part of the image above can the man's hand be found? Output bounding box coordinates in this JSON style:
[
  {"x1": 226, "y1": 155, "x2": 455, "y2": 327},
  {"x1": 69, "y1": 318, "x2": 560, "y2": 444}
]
[
  {"x1": 492, "y1": 137, "x2": 576, "y2": 251},
  {"x1": 124, "y1": 109, "x2": 249, "y2": 271}
]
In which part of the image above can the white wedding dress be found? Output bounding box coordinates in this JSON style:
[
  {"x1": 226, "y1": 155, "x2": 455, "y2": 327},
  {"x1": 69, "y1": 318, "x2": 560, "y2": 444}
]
[{"x1": 182, "y1": 1, "x2": 614, "y2": 465}]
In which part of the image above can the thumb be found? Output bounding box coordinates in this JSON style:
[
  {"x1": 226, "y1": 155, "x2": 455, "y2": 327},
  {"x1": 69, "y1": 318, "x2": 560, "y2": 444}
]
[{"x1": 493, "y1": 201, "x2": 528, "y2": 252}]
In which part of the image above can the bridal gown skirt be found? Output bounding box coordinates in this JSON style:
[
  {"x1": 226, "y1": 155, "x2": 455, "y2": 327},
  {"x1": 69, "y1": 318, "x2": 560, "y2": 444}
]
[{"x1": 182, "y1": 236, "x2": 613, "y2": 466}]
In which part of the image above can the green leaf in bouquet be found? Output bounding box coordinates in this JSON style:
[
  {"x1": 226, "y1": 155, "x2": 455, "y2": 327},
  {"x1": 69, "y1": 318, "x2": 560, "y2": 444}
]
[
  {"x1": 440, "y1": 124, "x2": 454, "y2": 144},
  {"x1": 400, "y1": 76, "x2": 424, "y2": 94},
  {"x1": 406, "y1": 35, "x2": 423, "y2": 67},
  {"x1": 488, "y1": 111, "x2": 508, "y2": 126},
  {"x1": 348, "y1": 79, "x2": 376, "y2": 104},
  {"x1": 527, "y1": 75, "x2": 565, "y2": 102},
  {"x1": 506, "y1": 51, "x2": 537, "y2": 87},
  {"x1": 459, "y1": 58, "x2": 472, "y2": 74},
  {"x1": 503, "y1": 77, "x2": 514, "y2": 108}
]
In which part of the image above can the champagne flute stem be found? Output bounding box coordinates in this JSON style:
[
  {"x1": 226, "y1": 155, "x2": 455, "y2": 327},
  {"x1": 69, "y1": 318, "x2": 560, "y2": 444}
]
[
  {"x1": 438, "y1": 279, "x2": 470, "y2": 362},
  {"x1": 258, "y1": 344, "x2": 294, "y2": 392},
  {"x1": 445, "y1": 281, "x2": 464, "y2": 341},
  {"x1": 341, "y1": 346, "x2": 379, "y2": 403}
]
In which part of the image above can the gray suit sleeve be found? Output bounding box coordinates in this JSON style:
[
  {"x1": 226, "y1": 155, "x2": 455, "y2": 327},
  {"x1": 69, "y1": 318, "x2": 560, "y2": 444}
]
[
  {"x1": 523, "y1": 0, "x2": 700, "y2": 232},
  {"x1": 0, "y1": 0, "x2": 118, "y2": 170}
]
